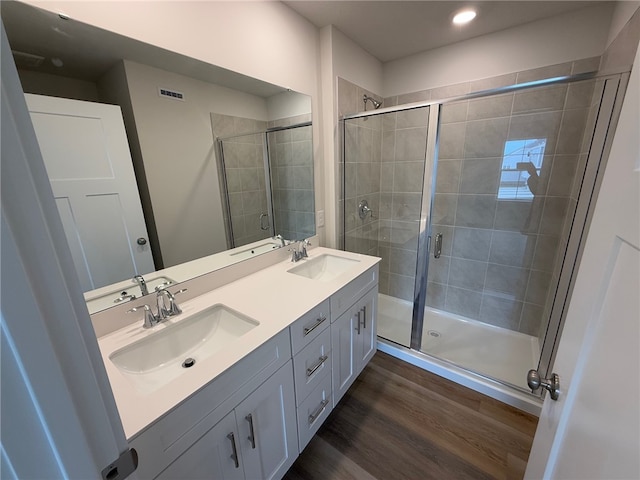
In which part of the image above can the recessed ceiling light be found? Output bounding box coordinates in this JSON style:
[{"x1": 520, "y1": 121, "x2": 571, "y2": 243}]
[{"x1": 453, "y1": 9, "x2": 477, "y2": 25}]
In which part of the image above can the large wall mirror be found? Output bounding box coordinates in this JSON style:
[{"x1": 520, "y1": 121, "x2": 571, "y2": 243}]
[{"x1": 2, "y1": 1, "x2": 315, "y2": 313}]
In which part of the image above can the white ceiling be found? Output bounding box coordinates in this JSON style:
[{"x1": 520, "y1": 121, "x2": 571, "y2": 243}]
[
  {"x1": 3, "y1": 1, "x2": 609, "y2": 91},
  {"x1": 284, "y1": 1, "x2": 606, "y2": 62}
]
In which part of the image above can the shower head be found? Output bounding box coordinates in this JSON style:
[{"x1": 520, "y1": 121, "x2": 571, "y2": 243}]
[{"x1": 363, "y1": 94, "x2": 382, "y2": 110}]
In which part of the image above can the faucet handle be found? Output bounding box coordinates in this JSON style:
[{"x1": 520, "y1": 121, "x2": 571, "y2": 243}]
[
  {"x1": 127, "y1": 304, "x2": 159, "y2": 328},
  {"x1": 301, "y1": 239, "x2": 311, "y2": 258}
]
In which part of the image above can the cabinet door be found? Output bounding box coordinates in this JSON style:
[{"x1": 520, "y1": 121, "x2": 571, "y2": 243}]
[
  {"x1": 236, "y1": 361, "x2": 298, "y2": 480},
  {"x1": 155, "y1": 410, "x2": 245, "y2": 480},
  {"x1": 331, "y1": 306, "x2": 358, "y2": 405},
  {"x1": 356, "y1": 287, "x2": 378, "y2": 373}
]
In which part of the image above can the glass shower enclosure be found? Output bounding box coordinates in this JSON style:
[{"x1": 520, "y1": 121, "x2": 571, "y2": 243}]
[
  {"x1": 341, "y1": 73, "x2": 626, "y2": 393},
  {"x1": 217, "y1": 122, "x2": 315, "y2": 249}
]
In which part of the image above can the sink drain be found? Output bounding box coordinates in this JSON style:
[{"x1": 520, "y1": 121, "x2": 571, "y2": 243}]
[
  {"x1": 182, "y1": 358, "x2": 196, "y2": 368},
  {"x1": 427, "y1": 330, "x2": 441, "y2": 338}
]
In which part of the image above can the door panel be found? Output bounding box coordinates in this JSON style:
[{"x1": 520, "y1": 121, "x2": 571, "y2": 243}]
[
  {"x1": 332, "y1": 308, "x2": 358, "y2": 404},
  {"x1": 526, "y1": 49, "x2": 638, "y2": 478},
  {"x1": 155, "y1": 411, "x2": 245, "y2": 480},
  {"x1": 25, "y1": 94, "x2": 154, "y2": 291},
  {"x1": 236, "y1": 362, "x2": 297, "y2": 480}
]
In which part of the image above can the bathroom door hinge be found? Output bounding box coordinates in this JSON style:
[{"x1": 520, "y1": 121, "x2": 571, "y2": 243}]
[{"x1": 101, "y1": 448, "x2": 138, "y2": 480}]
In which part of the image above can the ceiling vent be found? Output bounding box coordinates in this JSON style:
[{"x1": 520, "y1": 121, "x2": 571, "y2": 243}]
[
  {"x1": 158, "y1": 87, "x2": 185, "y2": 101},
  {"x1": 12, "y1": 50, "x2": 45, "y2": 68}
]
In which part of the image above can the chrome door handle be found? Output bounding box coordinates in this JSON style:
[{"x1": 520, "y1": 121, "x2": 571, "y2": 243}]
[
  {"x1": 245, "y1": 414, "x2": 256, "y2": 449},
  {"x1": 527, "y1": 369, "x2": 560, "y2": 400},
  {"x1": 306, "y1": 355, "x2": 329, "y2": 377},
  {"x1": 227, "y1": 432, "x2": 239, "y2": 468},
  {"x1": 303, "y1": 316, "x2": 326, "y2": 336},
  {"x1": 259, "y1": 213, "x2": 270, "y2": 230},
  {"x1": 434, "y1": 232, "x2": 443, "y2": 258}
]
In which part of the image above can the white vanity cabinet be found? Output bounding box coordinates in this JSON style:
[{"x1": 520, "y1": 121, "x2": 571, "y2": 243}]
[
  {"x1": 155, "y1": 362, "x2": 297, "y2": 480},
  {"x1": 130, "y1": 330, "x2": 295, "y2": 480},
  {"x1": 155, "y1": 410, "x2": 244, "y2": 480},
  {"x1": 331, "y1": 286, "x2": 378, "y2": 405},
  {"x1": 123, "y1": 256, "x2": 380, "y2": 480}
]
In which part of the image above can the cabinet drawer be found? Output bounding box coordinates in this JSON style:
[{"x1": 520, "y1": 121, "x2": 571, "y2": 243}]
[
  {"x1": 290, "y1": 299, "x2": 330, "y2": 355},
  {"x1": 296, "y1": 372, "x2": 332, "y2": 452},
  {"x1": 293, "y1": 327, "x2": 332, "y2": 406},
  {"x1": 331, "y1": 265, "x2": 378, "y2": 321}
]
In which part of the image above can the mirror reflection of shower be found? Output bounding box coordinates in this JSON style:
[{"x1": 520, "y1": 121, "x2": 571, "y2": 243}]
[{"x1": 363, "y1": 94, "x2": 382, "y2": 111}]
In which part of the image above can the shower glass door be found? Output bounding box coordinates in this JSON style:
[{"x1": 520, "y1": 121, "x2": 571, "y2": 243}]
[
  {"x1": 421, "y1": 78, "x2": 604, "y2": 390},
  {"x1": 218, "y1": 133, "x2": 273, "y2": 247},
  {"x1": 342, "y1": 106, "x2": 431, "y2": 348}
]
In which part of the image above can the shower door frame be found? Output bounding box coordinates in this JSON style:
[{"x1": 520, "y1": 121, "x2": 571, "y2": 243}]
[{"x1": 341, "y1": 69, "x2": 630, "y2": 393}]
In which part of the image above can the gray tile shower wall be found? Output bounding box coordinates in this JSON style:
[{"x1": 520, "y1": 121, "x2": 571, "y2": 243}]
[{"x1": 267, "y1": 114, "x2": 314, "y2": 241}]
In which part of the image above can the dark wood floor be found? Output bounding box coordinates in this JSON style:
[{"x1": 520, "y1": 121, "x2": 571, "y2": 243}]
[{"x1": 284, "y1": 352, "x2": 538, "y2": 480}]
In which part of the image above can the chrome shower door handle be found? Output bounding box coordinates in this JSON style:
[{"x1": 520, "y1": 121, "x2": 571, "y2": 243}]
[
  {"x1": 433, "y1": 232, "x2": 443, "y2": 258},
  {"x1": 259, "y1": 213, "x2": 270, "y2": 230}
]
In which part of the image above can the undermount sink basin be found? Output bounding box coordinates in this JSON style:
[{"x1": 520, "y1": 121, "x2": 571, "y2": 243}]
[
  {"x1": 288, "y1": 254, "x2": 359, "y2": 282},
  {"x1": 109, "y1": 304, "x2": 258, "y2": 391}
]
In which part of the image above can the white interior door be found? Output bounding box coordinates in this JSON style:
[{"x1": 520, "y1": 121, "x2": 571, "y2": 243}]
[
  {"x1": 525, "y1": 47, "x2": 639, "y2": 479},
  {"x1": 25, "y1": 94, "x2": 154, "y2": 291}
]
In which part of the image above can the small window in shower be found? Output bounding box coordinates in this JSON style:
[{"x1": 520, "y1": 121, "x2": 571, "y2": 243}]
[{"x1": 498, "y1": 138, "x2": 546, "y2": 200}]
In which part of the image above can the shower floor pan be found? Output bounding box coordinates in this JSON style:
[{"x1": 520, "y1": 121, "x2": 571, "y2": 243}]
[{"x1": 377, "y1": 293, "x2": 540, "y2": 391}]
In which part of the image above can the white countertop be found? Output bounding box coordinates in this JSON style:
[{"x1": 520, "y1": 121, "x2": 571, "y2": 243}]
[{"x1": 96, "y1": 247, "x2": 380, "y2": 439}]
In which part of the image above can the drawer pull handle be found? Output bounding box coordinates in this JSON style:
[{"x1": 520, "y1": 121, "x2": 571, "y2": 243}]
[
  {"x1": 227, "y1": 432, "x2": 239, "y2": 468},
  {"x1": 245, "y1": 414, "x2": 256, "y2": 449},
  {"x1": 306, "y1": 355, "x2": 329, "y2": 377},
  {"x1": 361, "y1": 305, "x2": 367, "y2": 329},
  {"x1": 308, "y1": 398, "x2": 329, "y2": 425},
  {"x1": 303, "y1": 315, "x2": 326, "y2": 336}
]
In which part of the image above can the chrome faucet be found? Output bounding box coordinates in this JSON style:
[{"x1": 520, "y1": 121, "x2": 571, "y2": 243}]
[
  {"x1": 127, "y1": 287, "x2": 187, "y2": 328},
  {"x1": 133, "y1": 274, "x2": 149, "y2": 296},
  {"x1": 289, "y1": 239, "x2": 311, "y2": 262},
  {"x1": 156, "y1": 287, "x2": 185, "y2": 319}
]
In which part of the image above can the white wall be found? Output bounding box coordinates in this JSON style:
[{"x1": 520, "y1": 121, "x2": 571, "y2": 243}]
[
  {"x1": 122, "y1": 60, "x2": 269, "y2": 267},
  {"x1": 383, "y1": 3, "x2": 615, "y2": 96},
  {"x1": 607, "y1": 1, "x2": 640, "y2": 46},
  {"x1": 331, "y1": 26, "x2": 383, "y2": 95},
  {"x1": 320, "y1": 25, "x2": 384, "y2": 246},
  {"x1": 17, "y1": 69, "x2": 100, "y2": 102},
  {"x1": 267, "y1": 91, "x2": 312, "y2": 121}
]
